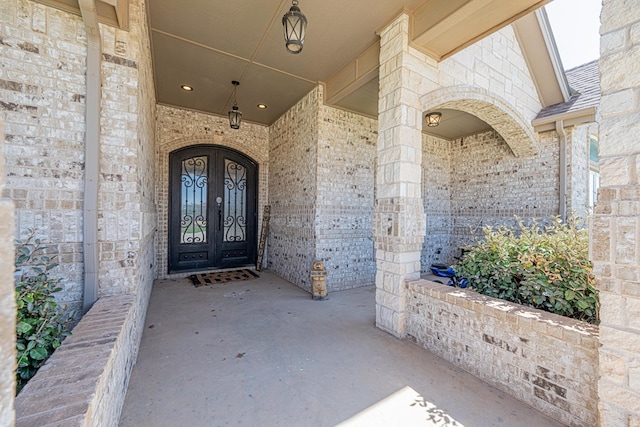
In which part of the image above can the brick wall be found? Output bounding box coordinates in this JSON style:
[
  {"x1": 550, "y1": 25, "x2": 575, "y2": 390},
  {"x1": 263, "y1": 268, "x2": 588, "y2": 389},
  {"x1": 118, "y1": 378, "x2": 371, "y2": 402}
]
[
  {"x1": 406, "y1": 280, "x2": 599, "y2": 426},
  {"x1": 268, "y1": 88, "x2": 319, "y2": 290},
  {"x1": 316, "y1": 101, "x2": 378, "y2": 290},
  {"x1": 8, "y1": 0, "x2": 157, "y2": 422},
  {"x1": 97, "y1": 0, "x2": 156, "y2": 299},
  {"x1": 595, "y1": 0, "x2": 640, "y2": 424},
  {"x1": 155, "y1": 104, "x2": 270, "y2": 278},
  {"x1": 267, "y1": 87, "x2": 379, "y2": 292},
  {"x1": 449, "y1": 129, "x2": 560, "y2": 252},
  {"x1": 421, "y1": 133, "x2": 452, "y2": 270},
  {"x1": 0, "y1": 119, "x2": 16, "y2": 427},
  {"x1": 0, "y1": 0, "x2": 157, "y2": 312},
  {"x1": 0, "y1": 1, "x2": 87, "y2": 314},
  {"x1": 15, "y1": 295, "x2": 137, "y2": 427},
  {"x1": 567, "y1": 125, "x2": 591, "y2": 218}
]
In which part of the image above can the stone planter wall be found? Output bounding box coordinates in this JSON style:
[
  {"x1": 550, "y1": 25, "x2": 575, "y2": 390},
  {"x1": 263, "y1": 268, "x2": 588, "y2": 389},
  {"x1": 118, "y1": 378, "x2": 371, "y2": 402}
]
[{"x1": 406, "y1": 279, "x2": 599, "y2": 427}]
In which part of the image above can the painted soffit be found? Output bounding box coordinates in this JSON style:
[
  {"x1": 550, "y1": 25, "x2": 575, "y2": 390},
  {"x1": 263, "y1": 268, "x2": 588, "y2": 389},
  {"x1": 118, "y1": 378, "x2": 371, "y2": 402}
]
[
  {"x1": 512, "y1": 8, "x2": 571, "y2": 108},
  {"x1": 30, "y1": 0, "x2": 554, "y2": 133}
]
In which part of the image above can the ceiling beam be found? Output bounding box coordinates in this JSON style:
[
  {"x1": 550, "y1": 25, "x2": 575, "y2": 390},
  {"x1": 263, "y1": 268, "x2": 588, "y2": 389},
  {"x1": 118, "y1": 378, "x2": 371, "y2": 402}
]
[
  {"x1": 324, "y1": 41, "x2": 380, "y2": 107},
  {"x1": 410, "y1": 0, "x2": 552, "y2": 60}
]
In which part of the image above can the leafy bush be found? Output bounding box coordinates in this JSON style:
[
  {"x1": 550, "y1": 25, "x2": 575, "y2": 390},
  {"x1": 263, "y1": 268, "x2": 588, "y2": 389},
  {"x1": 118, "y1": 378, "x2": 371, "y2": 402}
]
[
  {"x1": 455, "y1": 217, "x2": 599, "y2": 324},
  {"x1": 15, "y1": 230, "x2": 71, "y2": 393}
]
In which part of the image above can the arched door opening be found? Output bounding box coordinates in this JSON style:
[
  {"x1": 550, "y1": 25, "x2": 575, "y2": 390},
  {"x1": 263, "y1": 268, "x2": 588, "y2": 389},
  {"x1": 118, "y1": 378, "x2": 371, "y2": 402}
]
[{"x1": 168, "y1": 145, "x2": 258, "y2": 273}]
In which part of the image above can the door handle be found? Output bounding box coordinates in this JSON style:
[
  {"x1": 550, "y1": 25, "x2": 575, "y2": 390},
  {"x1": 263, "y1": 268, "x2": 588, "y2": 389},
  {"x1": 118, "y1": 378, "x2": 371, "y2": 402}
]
[{"x1": 216, "y1": 196, "x2": 223, "y2": 232}]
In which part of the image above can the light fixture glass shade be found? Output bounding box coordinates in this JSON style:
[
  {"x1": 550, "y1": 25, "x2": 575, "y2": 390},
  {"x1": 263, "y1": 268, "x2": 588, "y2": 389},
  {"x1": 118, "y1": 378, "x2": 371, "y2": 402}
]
[
  {"x1": 229, "y1": 104, "x2": 242, "y2": 129},
  {"x1": 283, "y1": 0, "x2": 307, "y2": 54},
  {"x1": 426, "y1": 112, "x2": 442, "y2": 127}
]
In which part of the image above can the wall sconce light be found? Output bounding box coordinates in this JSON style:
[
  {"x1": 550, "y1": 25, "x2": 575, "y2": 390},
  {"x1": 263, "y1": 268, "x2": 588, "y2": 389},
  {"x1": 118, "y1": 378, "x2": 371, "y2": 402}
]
[
  {"x1": 228, "y1": 81, "x2": 242, "y2": 130},
  {"x1": 425, "y1": 112, "x2": 442, "y2": 127},
  {"x1": 283, "y1": 0, "x2": 307, "y2": 54}
]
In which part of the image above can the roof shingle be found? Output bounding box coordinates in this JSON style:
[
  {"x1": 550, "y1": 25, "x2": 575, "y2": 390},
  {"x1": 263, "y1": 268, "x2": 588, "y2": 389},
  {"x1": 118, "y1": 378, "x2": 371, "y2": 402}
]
[{"x1": 535, "y1": 60, "x2": 600, "y2": 119}]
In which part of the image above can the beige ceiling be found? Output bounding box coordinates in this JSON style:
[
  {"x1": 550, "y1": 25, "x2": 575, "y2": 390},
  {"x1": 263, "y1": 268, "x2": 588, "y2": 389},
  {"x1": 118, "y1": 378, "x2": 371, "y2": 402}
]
[{"x1": 33, "y1": 0, "x2": 552, "y2": 134}]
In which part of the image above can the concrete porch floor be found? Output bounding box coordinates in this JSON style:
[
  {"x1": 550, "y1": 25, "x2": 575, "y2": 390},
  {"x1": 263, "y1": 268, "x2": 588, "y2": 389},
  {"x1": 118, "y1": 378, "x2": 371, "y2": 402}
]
[{"x1": 119, "y1": 270, "x2": 563, "y2": 427}]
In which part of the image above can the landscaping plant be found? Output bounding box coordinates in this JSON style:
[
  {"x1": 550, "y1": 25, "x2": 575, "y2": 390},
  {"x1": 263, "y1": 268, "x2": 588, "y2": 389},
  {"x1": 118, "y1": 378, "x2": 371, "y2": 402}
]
[
  {"x1": 15, "y1": 230, "x2": 71, "y2": 393},
  {"x1": 455, "y1": 217, "x2": 599, "y2": 324}
]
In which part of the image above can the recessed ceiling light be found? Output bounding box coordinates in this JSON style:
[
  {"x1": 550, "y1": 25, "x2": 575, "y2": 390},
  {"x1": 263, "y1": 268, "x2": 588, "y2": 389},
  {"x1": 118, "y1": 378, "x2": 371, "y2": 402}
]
[
  {"x1": 257, "y1": 104, "x2": 268, "y2": 109},
  {"x1": 181, "y1": 85, "x2": 193, "y2": 91}
]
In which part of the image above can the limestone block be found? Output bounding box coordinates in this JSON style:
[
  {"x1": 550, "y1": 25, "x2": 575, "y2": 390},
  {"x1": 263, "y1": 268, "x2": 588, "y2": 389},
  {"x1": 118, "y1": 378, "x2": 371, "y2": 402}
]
[
  {"x1": 600, "y1": 292, "x2": 626, "y2": 326},
  {"x1": 615, "y1": 216, "x2": 637, "y2": 264},
  {"x1": 600, "y1": 45, "x2": 640, "y2": 93},
  {"x1": 630, "y1": 357, "x2": 640, "y2": 390},
  {"x1": 599, "y1": 88, "x2": 639, "y2": 116},
  {"x1": 601, "y1": 29, "x2": 627, "y2": 55},
  {"x1": 376, "y1": 288, "x2": 405, "y2": 312},
  {"x1": 600, "y1": 351, "x2": 628, "y2": 385},
  {"x1": 601, "y1": 325, "x2": 640, "y2": 353},
  {"x1": 632, "y1": 21, "x2": 640, "y2": 45},
  {"x1": 600, "y1": 116, "x2": 640, "y2": 157},
  {"x1": 601, "y1": 1, "x2": 640, "y2": 33},
  {"x1": 600, "y1": 157, "x2": 632, "y2": 187},
  {"x1": 599, "y1": 380, "x2": 640, "y2": 413},
  {"x1": 627, "y1": 296, "x2": 640, "y2": 330},
  {"x1": 599, "y1": 402, "x2": 631, "y2": 427}
]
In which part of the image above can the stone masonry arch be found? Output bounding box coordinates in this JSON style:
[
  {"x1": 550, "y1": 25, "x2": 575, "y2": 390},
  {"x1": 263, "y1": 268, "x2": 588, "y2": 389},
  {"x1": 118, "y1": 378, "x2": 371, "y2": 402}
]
[{"x1": 421, "y1": 85, "x2": 539, "y2": 157}]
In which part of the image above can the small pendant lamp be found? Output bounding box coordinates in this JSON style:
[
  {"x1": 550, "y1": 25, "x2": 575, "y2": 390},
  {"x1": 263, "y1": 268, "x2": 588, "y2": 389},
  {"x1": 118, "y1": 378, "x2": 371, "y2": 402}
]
[
  {"x1": 282, "y1": 0, "x2": 307, "y2": 54},
  {"x1": 228, "y1": 81, "x2": 242, "y2": 130}
]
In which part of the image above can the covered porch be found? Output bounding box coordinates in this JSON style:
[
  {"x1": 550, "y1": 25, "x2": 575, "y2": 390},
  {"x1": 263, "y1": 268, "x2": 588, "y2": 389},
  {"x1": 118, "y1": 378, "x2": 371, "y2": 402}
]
[{"x1": 119, "y1": 271, "x2": 561, "y2": 426}]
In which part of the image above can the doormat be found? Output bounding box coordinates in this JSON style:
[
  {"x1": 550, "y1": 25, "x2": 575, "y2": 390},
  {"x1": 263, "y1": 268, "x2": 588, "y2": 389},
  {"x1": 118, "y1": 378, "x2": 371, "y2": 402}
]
[{"x1": 188, "y1": 269, "x2": 259, "y2": 287}]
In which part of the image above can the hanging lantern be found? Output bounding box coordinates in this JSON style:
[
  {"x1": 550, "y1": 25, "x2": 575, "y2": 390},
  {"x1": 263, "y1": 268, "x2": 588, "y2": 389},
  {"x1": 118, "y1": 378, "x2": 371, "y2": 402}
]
[
  {"x1": 282, "y1": 0, "x2": 307, "y2": 54},
  {"x1": 425, "y1": 112, "x2": 442, "y2": 127},
  {"x1": 228, "y1": 81, "x2": 242, "y2": 130}
]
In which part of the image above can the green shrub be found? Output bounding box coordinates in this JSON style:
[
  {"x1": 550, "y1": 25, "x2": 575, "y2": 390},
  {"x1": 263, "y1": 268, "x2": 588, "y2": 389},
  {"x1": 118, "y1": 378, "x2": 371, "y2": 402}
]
[
  {"x1": 15, "y1": 230, "x2": 71, "y2": 393},
  {"x1": 455, "y1": 217, "x2": 599, "y2": 324}
]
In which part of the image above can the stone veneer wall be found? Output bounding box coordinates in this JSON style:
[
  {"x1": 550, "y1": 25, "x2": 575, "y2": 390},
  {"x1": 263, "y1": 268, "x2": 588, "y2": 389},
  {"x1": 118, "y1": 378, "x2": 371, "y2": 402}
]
[
  {"x1": 155, "y1": 105, "x2": 270, "y2": 278},
  {"x1": 421, "y1": 134, "x2": 452, "y2": 271},
  {"x1": 375, "y1": 12, "x2": 543, "y2": 336},
  {"x1": 268, "y1": 89, "x2": 319, "y2": 290},
  {"x1": 316, "y1": 100, "x2": 378, "y2": 290},
  {"x1": 406, "y1": 280, "x2": 599, "y2": 427},
  {"x1": 595, "y1": 0, "x2": 640, "y2": 423},
  {"x1": 0, "y1": 0, "x2": 157, "y2": 311},
  {"x1": 449, "y1": 129, "x2": 560, "y2": 252},
  {"x1": 0, "y1": 119, "x2": 16, "y2": 427}
]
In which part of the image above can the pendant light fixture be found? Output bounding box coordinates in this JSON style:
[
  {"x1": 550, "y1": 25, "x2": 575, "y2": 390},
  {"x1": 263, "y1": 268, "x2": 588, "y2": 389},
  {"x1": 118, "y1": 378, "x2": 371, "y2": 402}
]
[
  {"x1": 282, "y1": 0, "x2": 307, "y2": 54},
  {"x1": 228, "y1": 81, "x2": 242, "y2": 129}
]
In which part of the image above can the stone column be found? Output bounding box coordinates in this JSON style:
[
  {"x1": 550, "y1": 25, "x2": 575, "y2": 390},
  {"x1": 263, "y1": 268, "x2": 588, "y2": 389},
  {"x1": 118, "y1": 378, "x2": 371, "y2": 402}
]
[
  {"x1": 0, "y1": 119, "x2": 16, "y2": 426},
  {"x1": 375, "y1": 14, "x2": 425, "y2": 337},
  {"x1": 595, "y1": 2, "x2": 640, "y2": 424}
]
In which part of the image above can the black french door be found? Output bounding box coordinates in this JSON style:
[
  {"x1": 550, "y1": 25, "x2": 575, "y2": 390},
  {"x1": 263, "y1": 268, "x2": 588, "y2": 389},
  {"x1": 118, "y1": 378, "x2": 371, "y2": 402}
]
[{"x1": 168, "y1": 146, "x2": 257, "y2": 273}]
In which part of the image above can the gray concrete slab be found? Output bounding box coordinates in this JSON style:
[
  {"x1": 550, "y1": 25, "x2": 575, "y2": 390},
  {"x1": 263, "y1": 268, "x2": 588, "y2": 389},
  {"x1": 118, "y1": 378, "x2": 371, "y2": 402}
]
[{"x1": 119, "y1": 271, "x2": 563, "y2": 427}]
